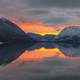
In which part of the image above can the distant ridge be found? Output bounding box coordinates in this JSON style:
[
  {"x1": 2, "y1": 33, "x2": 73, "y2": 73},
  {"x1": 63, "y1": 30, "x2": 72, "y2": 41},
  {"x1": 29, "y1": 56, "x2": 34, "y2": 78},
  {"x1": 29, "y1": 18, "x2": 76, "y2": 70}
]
[
  {"x1": 27, "y1": 32, "x2": 56, "y2": 42},
  {"x1": 54, "y1": 26, "x2": 80, "y2": 44},
  {"x1": 0, "y1": 18, "x2": 80, "y2": 44}
]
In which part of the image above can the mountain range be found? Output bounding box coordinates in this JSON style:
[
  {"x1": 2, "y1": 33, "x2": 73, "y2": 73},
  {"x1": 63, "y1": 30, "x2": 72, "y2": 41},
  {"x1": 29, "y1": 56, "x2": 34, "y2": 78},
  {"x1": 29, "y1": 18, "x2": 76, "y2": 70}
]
[{"x1": 0, "y1": 18, "x2": 80, "y2": 44}]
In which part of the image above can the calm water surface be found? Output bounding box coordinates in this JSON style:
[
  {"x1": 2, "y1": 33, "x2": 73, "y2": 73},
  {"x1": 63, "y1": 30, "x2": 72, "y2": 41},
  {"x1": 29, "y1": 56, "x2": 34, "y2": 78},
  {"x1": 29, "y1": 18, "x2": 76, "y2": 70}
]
[{"x1": 0, "y1": 42, "x2": 80, "y2": 80}]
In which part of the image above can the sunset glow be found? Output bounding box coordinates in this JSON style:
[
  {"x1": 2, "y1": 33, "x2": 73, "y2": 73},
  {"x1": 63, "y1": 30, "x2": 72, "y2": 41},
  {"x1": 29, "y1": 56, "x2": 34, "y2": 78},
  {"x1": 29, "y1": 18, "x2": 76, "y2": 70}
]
[
  {"x1": 11, "y1": 19, "x2": 80, "y2": 36},
  {"x1": 11, "y1": 19, "x2": 80, "y2": 62}
]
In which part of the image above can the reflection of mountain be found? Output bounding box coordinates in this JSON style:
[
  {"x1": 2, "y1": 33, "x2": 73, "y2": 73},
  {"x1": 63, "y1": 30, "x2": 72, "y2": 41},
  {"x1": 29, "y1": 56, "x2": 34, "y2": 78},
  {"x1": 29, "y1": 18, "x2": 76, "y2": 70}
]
[
  {"x1": 0, "y1": 42, "x2": 34, "y2": 65},
  {"x1": 59, "y1": 46, "x2": 80, "y2": 57},
  {"x1": 29, "y1": 42, "x2": 80, "y2": 57},
  {"x1": 0, "y1": 41, "x2": 80, "y2": 65},
  {"x1": 0, "y1": 18, "x2": 34, "y2": 43},
  {"x1": 28, "y1": 42, "x2": 57, "y2": 51}
]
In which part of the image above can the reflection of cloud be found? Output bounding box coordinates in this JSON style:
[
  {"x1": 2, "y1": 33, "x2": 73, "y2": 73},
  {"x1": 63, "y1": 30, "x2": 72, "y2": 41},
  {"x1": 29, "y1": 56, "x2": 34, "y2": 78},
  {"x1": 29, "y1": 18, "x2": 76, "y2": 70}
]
[{"x1": 18, "y1": 48, "x2": 64, "y2": 61}]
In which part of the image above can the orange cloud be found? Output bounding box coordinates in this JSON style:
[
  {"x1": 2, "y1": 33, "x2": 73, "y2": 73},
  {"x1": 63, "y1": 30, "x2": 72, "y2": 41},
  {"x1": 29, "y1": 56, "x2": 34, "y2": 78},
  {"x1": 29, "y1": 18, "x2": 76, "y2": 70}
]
[{"x1": 11, "y1": 18, "x2": 80, "y2": 36}]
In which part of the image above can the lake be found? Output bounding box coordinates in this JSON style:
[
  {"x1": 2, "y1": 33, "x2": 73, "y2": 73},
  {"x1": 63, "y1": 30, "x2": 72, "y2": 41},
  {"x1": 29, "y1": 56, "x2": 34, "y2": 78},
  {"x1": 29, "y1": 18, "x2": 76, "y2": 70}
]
[{"x1": 0, "y1": 42, "x2": 80, "y2": 80}]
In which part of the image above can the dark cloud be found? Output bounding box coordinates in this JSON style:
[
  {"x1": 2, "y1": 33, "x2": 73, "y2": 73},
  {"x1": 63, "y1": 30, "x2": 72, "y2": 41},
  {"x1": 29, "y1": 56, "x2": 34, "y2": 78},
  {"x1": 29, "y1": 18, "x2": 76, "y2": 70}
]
[
  {"x1": 27, "y1": 10, "x2": 49, "y2": 15},
  {"x1": 0, "y1": 0, "x2": 80, "y2": 25},
  {"x1": 27, "y1": 0, "x2": 80, "y2": 8}
]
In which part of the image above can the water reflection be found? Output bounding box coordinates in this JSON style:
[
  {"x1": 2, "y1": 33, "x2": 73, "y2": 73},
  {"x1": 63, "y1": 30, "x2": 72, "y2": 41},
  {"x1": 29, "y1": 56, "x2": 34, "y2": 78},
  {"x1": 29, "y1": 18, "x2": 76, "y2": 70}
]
[
  {"x1": 0, "y1": 42, "x2": 80, "y2": 65},
  {"x1": 0, "y1": 42, "x2": 34, "y2": 65}
]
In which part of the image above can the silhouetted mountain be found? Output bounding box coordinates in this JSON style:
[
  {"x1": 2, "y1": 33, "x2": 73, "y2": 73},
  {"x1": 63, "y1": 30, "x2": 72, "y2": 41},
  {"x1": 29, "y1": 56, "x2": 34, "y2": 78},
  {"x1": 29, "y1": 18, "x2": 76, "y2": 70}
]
[
  {"x1": 0, "y1": 18, "x2": 34, "y2": 43},
  {"x1": 27, "y1": 33, "x2": 56, "y2": 42},
  {"x1": 27, "y1": 33, "x2": 43, "y2": 41},
  {"x1": 58, "y1": 26, "x2": 80, "y2": 37},
  {"x1": 55, "y1": 26, "x2": 80, "y2": 44},
  {"x1": 43, "y1": 34, "x2": 55, "y2": 42}
]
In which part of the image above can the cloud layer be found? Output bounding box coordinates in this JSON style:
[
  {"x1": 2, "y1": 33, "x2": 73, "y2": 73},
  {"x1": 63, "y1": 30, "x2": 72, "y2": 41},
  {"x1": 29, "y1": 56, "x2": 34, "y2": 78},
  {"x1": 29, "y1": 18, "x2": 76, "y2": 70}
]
[
  {"x1": 27, "y1": 0, "x2": 80, "y2": 8},
  {"x1": 0, "y1": 0, "x2": 80, "y2": 25}
]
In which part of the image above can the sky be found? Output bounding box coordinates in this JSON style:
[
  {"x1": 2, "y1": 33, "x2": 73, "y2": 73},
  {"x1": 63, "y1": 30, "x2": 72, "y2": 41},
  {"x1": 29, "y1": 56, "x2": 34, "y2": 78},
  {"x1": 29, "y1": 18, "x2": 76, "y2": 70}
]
[{"x1": 0, "y1": 0, "x2": 80, "y2": 25}]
